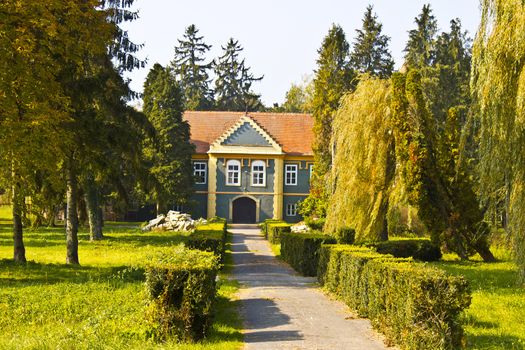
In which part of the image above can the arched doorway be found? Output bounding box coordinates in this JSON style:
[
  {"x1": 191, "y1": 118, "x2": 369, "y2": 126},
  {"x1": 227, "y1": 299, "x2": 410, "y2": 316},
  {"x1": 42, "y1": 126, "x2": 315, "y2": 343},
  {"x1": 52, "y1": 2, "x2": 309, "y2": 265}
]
[{"x1": 232, "y1": 197, "x2": 257, "y2": 223}]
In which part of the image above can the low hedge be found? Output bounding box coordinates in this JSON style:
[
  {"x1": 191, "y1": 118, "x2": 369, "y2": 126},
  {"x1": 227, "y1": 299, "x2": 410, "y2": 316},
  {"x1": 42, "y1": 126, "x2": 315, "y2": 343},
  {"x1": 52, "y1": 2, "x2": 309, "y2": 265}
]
[
  {"x1": 367, "y1": 238, "x2": 442, "y2": 262},
  {"x1": 267, "y1": 221, "x2": 291, "y2": 244},
  {"x1": 186, "y1": 218, "x2": 227, "y2": 261},
  {"x1": 260, "y1": 219, "x2": 283, "y2": 239},
  {"x1": 144, "y1": 246, "x2": 219, "y2": 342},
  {"x1": 281, "y1": 232, "x2": 336, "y2": 276},
  {"x1": 318, "y1": 244, "x2": 471, "y2": 350}
]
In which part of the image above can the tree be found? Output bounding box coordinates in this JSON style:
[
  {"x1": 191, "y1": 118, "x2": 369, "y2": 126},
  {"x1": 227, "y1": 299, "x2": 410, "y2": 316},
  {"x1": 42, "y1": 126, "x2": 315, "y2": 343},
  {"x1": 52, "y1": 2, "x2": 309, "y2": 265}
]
[
  {"x1": 143, "y1": 64, "x2": 195, "y2": 214},
  {"x1": 403, "y1": 4, "x2": 438, "y2": 68},
  {"x1": 171, "y1": 24, "x2": 214, "y2": 110},
  {"x1": 471, "y1": 0, "x2": 525, "y2": 280},
  {"x1": 303, "y1": 24, "x2": 355, "y2": 219},
  {"x1": 279, "y1": 77, "x2": 314, "y2": 113},
  {"x1": 350, "y1": 5, "x2": 394, "y2": 78},
  {"x1": 391, "y1": 70, "x2": 495, "y2": 261},
  {"x1": 326, "y1": 76, "x2": 395, "y2": 241},
  {"x1": 214, "y1": 38, "x2": 263, "y2": 111}
]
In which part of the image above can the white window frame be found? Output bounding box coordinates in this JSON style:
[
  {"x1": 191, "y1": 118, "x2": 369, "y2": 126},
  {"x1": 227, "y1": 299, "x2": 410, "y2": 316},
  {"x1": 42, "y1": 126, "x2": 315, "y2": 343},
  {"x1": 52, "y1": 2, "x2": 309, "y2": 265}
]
[
  {"x1": 309, "y1": 164, "x2": 314, "y2": 179},
  {"x1": 226, "y1": 159, "x2": 241, "y2": 186},
  {"x1": 193, "y1": 162, "x2": 207, "y2": 184},
  {"x1": 286, "y1": 203, "x2": 297, "y2": 217},
  {"x1": 251, "y1": 160, "x2": 266, "y2": 187},
  {"x1": 285, "y1": 164, "x2": 298, "y2": 186}
]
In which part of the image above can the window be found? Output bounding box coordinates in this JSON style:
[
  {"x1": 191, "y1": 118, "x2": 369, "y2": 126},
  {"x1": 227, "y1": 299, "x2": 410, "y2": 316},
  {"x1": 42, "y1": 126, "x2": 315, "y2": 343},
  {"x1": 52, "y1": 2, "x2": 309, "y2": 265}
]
[
  {"x1": 285, "y1": 164, "x2": 298, "y2": 185},
  {"x1": 226, "y1": 160, "x2": 241, "y2": 186},
  {"x1": 194, "y1": 162, "x2": 207, "y2": 184},
  {"x1": 286, "y1": 203, "x2": 297, "y2": 217},
  {"x1": 251, "y1": 160, "x2": 266, "y2": 186},
  {"x1": 309, "y1": 164, "x2": 314, "y2": 179}
]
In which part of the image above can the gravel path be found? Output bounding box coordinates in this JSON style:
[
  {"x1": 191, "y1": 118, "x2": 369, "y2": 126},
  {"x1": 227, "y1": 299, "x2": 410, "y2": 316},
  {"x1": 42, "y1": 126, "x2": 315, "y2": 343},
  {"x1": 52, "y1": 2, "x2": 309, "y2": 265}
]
[{"x1": 230, "y1": 225, "x2": 392, "y2": 350}]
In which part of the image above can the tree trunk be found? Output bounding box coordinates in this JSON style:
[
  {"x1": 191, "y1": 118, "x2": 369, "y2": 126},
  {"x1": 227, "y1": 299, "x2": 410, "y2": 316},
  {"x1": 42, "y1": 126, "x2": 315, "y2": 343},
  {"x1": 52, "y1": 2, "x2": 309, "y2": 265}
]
[
  {"x1": 12, "y1": 174, "x2": 26, "y2": 263},
  {"x1": 475, "y1": 242, "x2": 497, "y2": 262},
  {"x1": 66, "y1": 163, "x2": 80, "y2": 265},
  {"x1": 85, "y1": 176, "x2": 103, "y2": 240}
]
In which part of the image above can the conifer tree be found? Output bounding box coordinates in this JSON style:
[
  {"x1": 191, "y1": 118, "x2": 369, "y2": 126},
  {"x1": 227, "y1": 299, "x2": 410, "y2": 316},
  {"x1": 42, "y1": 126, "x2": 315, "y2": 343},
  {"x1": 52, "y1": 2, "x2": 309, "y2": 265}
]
[
  {"x1": 143, "y1": 64, "x2": 194, "y2": 214},
  {"x1": 403, "y1": 4, "x2": 437, "y2": 68},
  {"x1": 302, "y1": 24, "x2": 354, "y2": 219},
  {"x1": 350, "y1": 5, "x2": 394, "y2": 78},
  {"x1": 171, "y1": 25, "x2": 214, "y2": 110},
  {"x1": 214, "y1": 38, "x2": 263, "y2": 111}
]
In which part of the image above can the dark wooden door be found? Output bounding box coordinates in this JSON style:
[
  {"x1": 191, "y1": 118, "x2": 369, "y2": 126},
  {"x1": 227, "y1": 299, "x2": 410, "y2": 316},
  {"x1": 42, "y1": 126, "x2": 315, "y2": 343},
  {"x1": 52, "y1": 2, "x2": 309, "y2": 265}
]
[{"x1": 232, "y1": 197, "x2": 256, "y2": 223}]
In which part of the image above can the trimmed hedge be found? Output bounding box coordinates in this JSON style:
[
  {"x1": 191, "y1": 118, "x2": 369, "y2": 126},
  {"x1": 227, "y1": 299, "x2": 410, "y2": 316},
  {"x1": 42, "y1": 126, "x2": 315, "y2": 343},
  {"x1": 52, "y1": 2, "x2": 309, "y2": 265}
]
[
  {"x1": 260, "y1": 219, "x2": 283, "y2": 239},
  {"x1": 281, "y1": 232, "x2": 336, "y2": 276},
  {"x1": 186, "y1": 218, "x2": 227, "y2": 261},
  {"x1": 144, "y1": 246, "x2": 219, "y2": 342},
  {"x1": 318, "y1": 244, "x2": 471, "y2": 350},
  {"x1": 267, "y1": 221, "x2": 291, "y2": 244},
  {"x1": 368, "y1": 238, "x2": 442, "y2": 262}
]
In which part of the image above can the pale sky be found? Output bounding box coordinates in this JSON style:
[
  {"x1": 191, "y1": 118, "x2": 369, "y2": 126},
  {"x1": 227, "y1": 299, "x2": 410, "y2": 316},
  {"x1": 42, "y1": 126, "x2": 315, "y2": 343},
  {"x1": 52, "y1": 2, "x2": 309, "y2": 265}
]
[{"x1": 123, "y1": 0, "x2": 481, "y2": 106}]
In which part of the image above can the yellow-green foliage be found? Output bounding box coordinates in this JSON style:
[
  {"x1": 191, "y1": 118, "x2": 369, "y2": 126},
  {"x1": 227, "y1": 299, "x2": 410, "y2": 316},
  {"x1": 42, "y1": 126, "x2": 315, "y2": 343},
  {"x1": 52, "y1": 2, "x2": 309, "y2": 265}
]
[
  {"x1": 472, "y1": 0, "x2": 525, "y2": 281},
  {"x1": 326, "y1": 76, "x2": 394, "y2": 241}
]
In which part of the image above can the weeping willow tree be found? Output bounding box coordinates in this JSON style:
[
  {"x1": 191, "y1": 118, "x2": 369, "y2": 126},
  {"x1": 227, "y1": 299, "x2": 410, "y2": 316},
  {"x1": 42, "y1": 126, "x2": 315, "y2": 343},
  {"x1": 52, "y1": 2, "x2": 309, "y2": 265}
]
[
  {"x1": 472, "y1": 0, "x2": 525, "y2": 280},
  {"x1": 326, "y1": 76, "x2": 395, "y2": 241}
]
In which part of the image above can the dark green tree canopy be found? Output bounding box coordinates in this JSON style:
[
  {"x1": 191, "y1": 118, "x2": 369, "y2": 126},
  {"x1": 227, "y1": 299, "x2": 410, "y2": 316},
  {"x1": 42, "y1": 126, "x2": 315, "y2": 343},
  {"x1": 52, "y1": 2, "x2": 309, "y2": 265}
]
[
  {"x1": 350, "y1": 5, "x2": 394, "y2": 78},
  {"x1": 171, "y1": 24, "x2": 214, "y2": 110},
  {"x1": 143, "y1": 63, "x2": 195, "y2": 213},
  {"x1": 214, "y1": 38, "x2": 263, "y2": 112},
  {"x1": 404, "y1": 4, "x2": 438, "y2": 68}
]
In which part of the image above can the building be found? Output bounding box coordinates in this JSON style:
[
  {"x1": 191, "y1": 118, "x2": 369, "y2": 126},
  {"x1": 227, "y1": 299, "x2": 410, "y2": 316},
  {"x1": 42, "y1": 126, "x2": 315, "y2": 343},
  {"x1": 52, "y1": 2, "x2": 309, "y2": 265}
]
[{"x1": 184, "y1": 111, "x2": 314, "y2": 224}]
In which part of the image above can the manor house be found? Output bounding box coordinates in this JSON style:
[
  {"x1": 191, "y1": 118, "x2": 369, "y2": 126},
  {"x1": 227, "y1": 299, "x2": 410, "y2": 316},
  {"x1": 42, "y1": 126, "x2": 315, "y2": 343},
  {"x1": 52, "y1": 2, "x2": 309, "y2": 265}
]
[{"x1": 184, "y1": 111, "x2": 314, "y2": 224}]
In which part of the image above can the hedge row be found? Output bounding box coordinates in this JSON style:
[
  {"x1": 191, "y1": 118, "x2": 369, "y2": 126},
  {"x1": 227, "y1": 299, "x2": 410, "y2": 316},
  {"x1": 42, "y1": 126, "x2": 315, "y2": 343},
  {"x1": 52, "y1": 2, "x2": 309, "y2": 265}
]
[
  {"x1": 318, "y1": 245, "x2": 471, "y2": 350},
  {"x1": 144, "y1": 245, "x2": 219, "y2": 342},
  {"x1": 186, "y1": 218, "x2": 227, "y2": 261},
  {"x1": 280, "y1": 232, "x2": 336, "y2": 276},
  {"x1": 367, "y1": 238, "x2": 442, "y2": 262},
  {"x1": 260, "y1": 219, "x2": 292, "y2": 244}
]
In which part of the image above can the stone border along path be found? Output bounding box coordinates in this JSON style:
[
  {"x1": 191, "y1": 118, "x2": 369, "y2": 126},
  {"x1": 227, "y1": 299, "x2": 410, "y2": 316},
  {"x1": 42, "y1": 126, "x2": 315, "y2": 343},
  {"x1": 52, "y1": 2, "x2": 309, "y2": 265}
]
[{"x1": 230, "y1": 224, "x2": 394, "y2": 350}]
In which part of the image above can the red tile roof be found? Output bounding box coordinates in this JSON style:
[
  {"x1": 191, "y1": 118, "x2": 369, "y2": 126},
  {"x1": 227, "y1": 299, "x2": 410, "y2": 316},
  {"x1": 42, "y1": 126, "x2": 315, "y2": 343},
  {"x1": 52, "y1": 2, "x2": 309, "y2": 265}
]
[{"x1": 183, "y1": 111, "x2": 314, "y2": 156}]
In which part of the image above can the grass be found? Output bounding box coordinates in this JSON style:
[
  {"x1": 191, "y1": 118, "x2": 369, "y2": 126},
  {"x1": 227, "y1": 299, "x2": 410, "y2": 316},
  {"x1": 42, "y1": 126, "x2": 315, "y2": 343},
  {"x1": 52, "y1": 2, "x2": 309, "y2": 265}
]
[
  {"x1": 431, "y1": 249, "x2": 525, "y2": 350},
  {"x1": 0, "y1": 205, "x2": 243, "y2": 350}
]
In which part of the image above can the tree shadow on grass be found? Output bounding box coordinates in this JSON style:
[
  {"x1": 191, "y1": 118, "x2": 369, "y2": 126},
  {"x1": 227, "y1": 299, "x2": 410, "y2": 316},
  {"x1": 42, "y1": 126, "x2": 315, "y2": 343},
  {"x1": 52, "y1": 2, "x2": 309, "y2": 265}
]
[
  {"x1": 467, "y1": 333, "x2": 524, "y2": 350},
  {"x1": 0, "y1": 259, "x2": 145, "y2": 286}
]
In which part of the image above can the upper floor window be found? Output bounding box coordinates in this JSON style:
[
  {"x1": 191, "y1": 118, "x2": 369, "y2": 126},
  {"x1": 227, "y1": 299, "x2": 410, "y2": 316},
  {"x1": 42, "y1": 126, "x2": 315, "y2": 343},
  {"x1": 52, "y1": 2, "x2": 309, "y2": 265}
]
[
  {"x1": 285, "y1": 164, "x2": 298, "y2": 186},
  {"x1": 309, "y1": 164, "x2": 314, "y2": 179},
  {"x1": 226, "y1": 159, "x2": 241, "y2": 186},
  {"x1": 194, "y1": 162, "x2": 207, "y2": 184},
  {"x1": 251, "y1": 160, "x2": 266, "y2": 187}
]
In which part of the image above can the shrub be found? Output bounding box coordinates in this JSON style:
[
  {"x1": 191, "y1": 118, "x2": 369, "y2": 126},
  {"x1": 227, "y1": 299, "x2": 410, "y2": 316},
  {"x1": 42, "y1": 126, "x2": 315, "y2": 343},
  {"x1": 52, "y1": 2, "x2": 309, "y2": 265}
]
[
  {"x1": 368, "y1": 239, "x2": 442, "y2": 262},
  {"x1": 281, "y1": 232, "x2": 336, "y2": 276},
  {"x1": 267, "y1": 221, "x2": 291, "y2": 244},
  {"x1": 260, "y1": 219, "x2": 282, "y2": 239},
  {"x1": 334, "y1": 227, "x2": 355, "y2": 244},
  {"x1": 186, "y1": 218, "x2": 227, "y2": 261},
  {"x1": 144, "y1": 246, "x2": 219, "y2": 342},
  {"x1": 305, "y1": 217, "x2": 326, "y2": 231},
  {"x1": 318, "y1": 244, "x2": 471, "y2": 350}
]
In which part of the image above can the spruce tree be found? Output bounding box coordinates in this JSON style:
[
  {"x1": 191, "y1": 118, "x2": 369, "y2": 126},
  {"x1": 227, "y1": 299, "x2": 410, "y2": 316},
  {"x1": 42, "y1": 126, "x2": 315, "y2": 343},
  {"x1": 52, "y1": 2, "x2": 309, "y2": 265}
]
[
  {"x1": 171, "y1": 24, "x2": 214, "y2": 110},
  {"x1": 214, "y1": 38, "x2": 263, "y2": 111},
  {"x1": 350, "y1": 5, "x2": 394, "y2": 78},
  {"x1": 403, "y1": 4, "x2": 437, "y2": 68},
  {"x1": 143, "y1": 64, "x2": 194, "y2": 214},
  {"x1": 303, "y1": 24, "x2": 355, "y2": 219}
]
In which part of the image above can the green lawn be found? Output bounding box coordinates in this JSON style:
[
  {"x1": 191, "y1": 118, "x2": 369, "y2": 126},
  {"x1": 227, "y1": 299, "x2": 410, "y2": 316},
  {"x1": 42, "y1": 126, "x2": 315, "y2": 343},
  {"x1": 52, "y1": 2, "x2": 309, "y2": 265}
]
[
  {"x1": 0, "y1": 205, "x2": 243, "y2": 350},
  {"x1": 432, "y1": 249, "x2": 525, "y2": 350}
]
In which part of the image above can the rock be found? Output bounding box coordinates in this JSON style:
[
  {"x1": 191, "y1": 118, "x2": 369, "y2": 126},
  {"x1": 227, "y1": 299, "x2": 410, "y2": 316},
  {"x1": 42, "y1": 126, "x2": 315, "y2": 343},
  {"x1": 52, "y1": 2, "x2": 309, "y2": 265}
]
[
  {"x1": 291, "y1": 222, "x2": 310, "y2": 233},
  {"x1": 142, "y1": 211, "x2": 198, "y2": 232}
]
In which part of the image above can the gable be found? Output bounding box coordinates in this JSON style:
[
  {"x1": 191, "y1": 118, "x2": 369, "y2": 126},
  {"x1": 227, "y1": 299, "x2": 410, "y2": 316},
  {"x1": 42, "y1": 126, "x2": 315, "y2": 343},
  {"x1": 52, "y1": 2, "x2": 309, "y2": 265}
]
[{"x1": 221, "y1": 122, "x2": 272, "y2": 147}]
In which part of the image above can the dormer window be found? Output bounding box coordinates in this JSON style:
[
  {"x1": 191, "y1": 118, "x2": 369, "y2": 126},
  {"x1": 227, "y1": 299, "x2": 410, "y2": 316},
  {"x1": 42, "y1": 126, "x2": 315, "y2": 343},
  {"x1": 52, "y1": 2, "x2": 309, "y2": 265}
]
[
  {"x1": 226, "y1": 160, "x2": 241, "y2": 186},
  {"x1": 251, "y1": 160, "x2": 266, "y2": 187}
]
